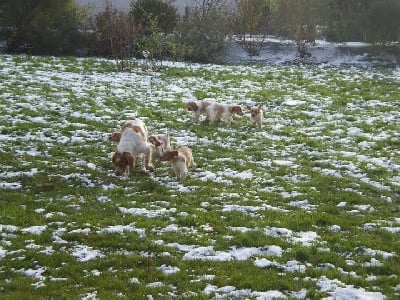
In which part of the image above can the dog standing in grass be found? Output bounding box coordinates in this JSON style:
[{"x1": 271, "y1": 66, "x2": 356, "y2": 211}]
[
  {"x1": 110, "y1": 131, "x2": 171, "y2": 159},
  {"x1": 159, "y1": 146, "x2": 195, "y2": 181},
  {"x1": 206, "y1": 102, "x2": 243, "y2": 125},
  {"x1": 186, "y1": 100, "x2": 213, "y2": 123},
  {"x1": 111, "y1": 118, "x2": 154, "y2": 176},
  {"x1": 247, "y1": 105, "x2": 263, "y2": 129},
  {"x1": 148, "y1": 134, "x2": 171, "y2": 158}
]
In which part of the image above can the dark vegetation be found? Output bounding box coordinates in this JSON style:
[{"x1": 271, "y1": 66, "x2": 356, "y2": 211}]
[{"x1": 1, "y1": 0, "x2": 399, "y2": 65}]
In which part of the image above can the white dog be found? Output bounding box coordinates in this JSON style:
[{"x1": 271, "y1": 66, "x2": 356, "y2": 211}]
[
  {"x1": 186, "y1": 100, "x2": 214, "y2": 123},
  {"x1": 148, "y1": 134, "x2": 171, "y2": 158},
  {"x1": 112, "y1": 118, "x2": 154, "y2": 176},
  {"x1": 206, "y1": 103, "x2": 243, "y2": 124},
  {"x1": 159, "y1": 146, "x2": 195, "y2": 181}
]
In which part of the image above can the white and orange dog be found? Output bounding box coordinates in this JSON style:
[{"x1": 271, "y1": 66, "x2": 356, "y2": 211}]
[
  {"x1": 186, "y1": 100, "x2": 213, "y2": 123},
  {"x1": 110, "y1": 131, "x2": 171, "y2": 159},
  {"x1": 247, "y1": 105, "x2": 263, "y2": 128},
  {"x1": 148, "y1": 134, "x2": 171, "y2": 158},
  {"x1": 159, "y1": 146, "x2": 195, "y2": 181},
  {"x1": 112, "y1": 118, "x2": 154, "y2": 176},
  {"x1": 206, "y1": 102, "x2": 243, "y2": 125}
]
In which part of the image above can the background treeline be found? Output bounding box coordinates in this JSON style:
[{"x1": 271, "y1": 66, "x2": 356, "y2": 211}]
[{"x1": 0, "y1": 0, "x2": 399, "y2": 65}]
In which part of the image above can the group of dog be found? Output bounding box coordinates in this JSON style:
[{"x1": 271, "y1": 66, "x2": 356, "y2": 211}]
[
  {"x1": 109, "y1": 118, "x2": 195, "y2": 181},
  {"x1": 186, "y1": 100, "x2": 263, "y2": 127},
  {"x1": 109, "y1": 100, "x2": 264, "y2": 181}
]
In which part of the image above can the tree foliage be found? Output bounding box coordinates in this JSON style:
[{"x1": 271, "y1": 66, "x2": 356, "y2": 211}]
[
  {"x1": 0, "y1": 0, "x2": 88, "y2": 54},
  {"x1": 90, "y1": 0, "x2": 138, "y2": 70},
  {"x1": 231, "y1": 0, "x2": 271, "y2": 56},
  {"x1": 363, "y1": 0, "x2": 400, "y2": 45},
  {"x1": 325, "y1": 0, "x2": 400, "y2": 45},
  {"x1": 130, "y1": 0, "x2": 178, "y2": 34},
  {"x1": 175, "y1": 0, "x2": 231, "y2": 63},
  {"x1": 271, "y1": 0, "x2": 326, "y2": 57},
  {"x1": 1, "y1": 0, "x2": 398, "y2": 61},
  {"x1": 325, "y1": 0, "x2": 373, "y2": 42}
]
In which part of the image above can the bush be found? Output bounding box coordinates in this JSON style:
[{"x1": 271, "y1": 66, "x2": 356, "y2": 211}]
[
  {"x1": 231, "y1": 0, "x2": 271, "y2": 57},
  {"x1": 175, "y1": 6, "x2": 231, "y2": 63},
  {"x1": 89, "y1": 1, "x2": 138, "y2": 70},
  {"x1": 1, "y1": 0, "x2": 89, "y2": 55},
  {"x1": 130, "y1": 0, "x2": 178, "y2": 34},
  {"x1": 363, "y1": 0, "x2": 400, "y2": 45}
]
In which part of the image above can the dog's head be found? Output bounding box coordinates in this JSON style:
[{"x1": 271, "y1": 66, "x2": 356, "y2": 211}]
[
  {"x1": 148, "y1": 135, "x2": 163, "y2": 147},
  {"x1": 159, "y1": 149, "x2": 179, "y2": 162},
  {"x1": 112, "y1": 151, "x2": 135, "y2": 176},
  {"x1": 230, "y1": 105, "x2": 243, "y2": 116},
  {"x1": 247, "y1": 105, "x2": 262, "y2": 118},
  {"x1": 186, "y1": 101, "x2": 198, "y2": 112},
  {"x1": 109, "y1": 132, "x2": 121, "y2": 143}
]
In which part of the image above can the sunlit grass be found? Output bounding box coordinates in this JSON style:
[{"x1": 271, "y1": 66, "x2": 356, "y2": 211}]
[{"x1": 0, "y1": 55, "x2": 399, "y2": 299}]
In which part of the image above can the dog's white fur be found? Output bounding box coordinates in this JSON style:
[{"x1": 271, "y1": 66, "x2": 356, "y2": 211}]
[
  {"x1": 186, "y1": 100, "x2": 213, "y2": 123},
  {"x1": 159, "y1": 146, "x2": 195, "y2": 181},
  {"x1": 148, "y1": 134, "x2": 171, "y2": 158},
  {"x1": 247, "y1": 105, "x2": 263, "y2": 128},
  {"x1": 112, "y1": 118, "x2": 153, "y2": 176},
  {"x1": 206, "y1": 103, "x2": 243, "y2": 124}
]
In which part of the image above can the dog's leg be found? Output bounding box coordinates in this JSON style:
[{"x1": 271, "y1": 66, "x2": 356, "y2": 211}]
[
  {"x1": 139, "y1": 155, "x2": 146, "y2": 172},
  {"x1": 144, "y1": 148, "x2": 154, "y2": 171},
  {"x1": 181, "y1": 168, "x2": 188, "y2": 180},
  {"x1": 189, "y1": 155, "x2": 196, "y2": 170},
  {"x1": 191, "y1": 160, "x2": 196, "y2": 170},
  {"x1": 204, "y1": 111, "x2": 210, "y2": 123},
  {"x1": 208, "y1": 112, "x2": 215, "y2": 124},
  {"x1": 193, "y1": 112, "x2": 201, "y2": 123},
  {"x1": 172, "y1": 164, "x2": 180, "y2": 181}
]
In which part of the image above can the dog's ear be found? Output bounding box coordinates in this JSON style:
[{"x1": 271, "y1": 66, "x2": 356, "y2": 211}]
[
  {"x1": 123, "y1": 152, "x2": 135, "y2": 167},
  {"x1": 149, "y1": 136, "x2": 162, "y2": 146},
  {"x1": 257, "y1": 105, "x2": 262, "y2": 112},
  {"x1": 192, "y1": 102, "x2": 198, "y2": 110},
  {"x1": 187, "y1": 102, "x2": 195, "y2": 110},
  {"x1": 109, "y1": 132, "x2": 121, "y2": 143},
  {"x1": 231, "y1": 105, "x2": 243, "y2": 115},
  {"x1": 112, "y1": 152, "x2": 118, "y2": 164},
  {"x1": 154, "y1": 137, "x2": 162, "y2": 147}
]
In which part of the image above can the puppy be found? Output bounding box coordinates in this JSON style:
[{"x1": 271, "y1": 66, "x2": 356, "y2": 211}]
[
  {"x1": 247, "y1": 105, "x2": 263, "y2": 128},
  {"x1": 159, "y1": 146, "x2": 195, "y2": 181},
  {"x1": 206, "y1": 103, "x2": 243, "y2": 124},
  {"x1": 112, "y1": 118, "x2": 154, "y2": 176},
  {"x1": 148, "y1": 134, "x2": 171, "y2": 158},
  {"x1": 186, "y1": 100, "x2": 213, "y2": 123}
]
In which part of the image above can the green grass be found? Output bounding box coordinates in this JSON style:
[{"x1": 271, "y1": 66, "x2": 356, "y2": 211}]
[{"x1": 0, "y1": 55, "x2": 399, "y2": 299}]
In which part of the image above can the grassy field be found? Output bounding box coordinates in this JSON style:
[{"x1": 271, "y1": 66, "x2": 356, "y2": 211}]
[{"x1": 0, "y1": 54, "x2": 399, "y2": 299}]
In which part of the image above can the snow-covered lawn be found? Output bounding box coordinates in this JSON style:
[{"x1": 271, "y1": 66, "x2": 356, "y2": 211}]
[{"x1": 0, "y1": 55, "x2": 399, "y2": 299}]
